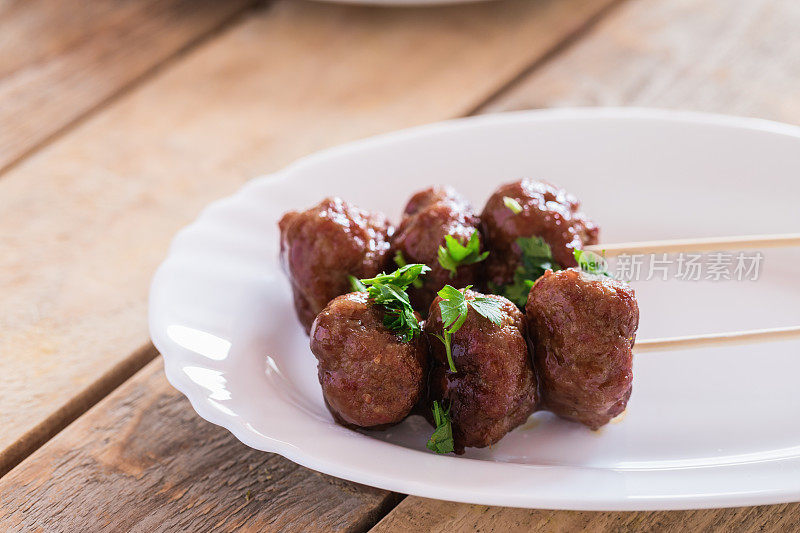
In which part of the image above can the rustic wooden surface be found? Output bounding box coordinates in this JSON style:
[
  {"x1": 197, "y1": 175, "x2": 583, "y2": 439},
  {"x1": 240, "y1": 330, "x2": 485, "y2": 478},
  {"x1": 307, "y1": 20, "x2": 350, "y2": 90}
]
[
  {"x1": 0, "y1": 0, "x2": 617, "y2": 473},
  {"x1": 0, "y1": 359, "x2": 401, "y2": 533},
  {"x1": 370, "y1": 497, "x2": 800, "y2": 533},
  {"x1": 2, "y1": 0, "x2": 799, "y2": 530},
  {"x1": 0, "y1": 0, "x2": 256, "y2": 174},
  {"x1": 483, "y1": 0, "x2": 800, "y2": 121}
]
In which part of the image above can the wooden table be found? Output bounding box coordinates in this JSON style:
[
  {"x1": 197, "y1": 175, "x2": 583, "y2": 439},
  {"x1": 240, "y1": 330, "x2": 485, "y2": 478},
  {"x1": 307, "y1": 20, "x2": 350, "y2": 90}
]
[{"x1": 2, "y1": 0, "x2": 799, "y2": 530}]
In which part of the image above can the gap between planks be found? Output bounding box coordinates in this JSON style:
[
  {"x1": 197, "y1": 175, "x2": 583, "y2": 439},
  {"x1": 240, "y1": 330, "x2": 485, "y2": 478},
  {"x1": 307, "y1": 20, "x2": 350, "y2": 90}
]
[
  {"x1": 464, "y1": 0, "x2": 628, "y2": 116},
  {"x1": 0, "y1": 343, "x2": 158, "y2": 478},
  {"x1": 0, "y1": 357, "x2": 408, "y2": 532},
  {"x1": 0, "y1": 0, "x2": 269, "y2": 179}
]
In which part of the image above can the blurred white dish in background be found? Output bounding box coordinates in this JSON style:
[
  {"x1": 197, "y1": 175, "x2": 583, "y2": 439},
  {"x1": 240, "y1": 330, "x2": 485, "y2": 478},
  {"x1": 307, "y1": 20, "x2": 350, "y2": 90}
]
[
  {"x1": 150, "y1": 108, "x2": 800, "y2": 510},
  {"x1": 311, "y1": 0, "x2": 492, "y2": 5}
]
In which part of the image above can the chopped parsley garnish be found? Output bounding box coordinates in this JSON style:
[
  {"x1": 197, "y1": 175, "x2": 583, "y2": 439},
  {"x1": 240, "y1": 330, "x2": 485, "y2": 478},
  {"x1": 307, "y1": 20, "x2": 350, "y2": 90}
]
[
  {"x1": 437, "y1": 232, "x2": 489, "y2": 278},
  {"x1": 432, "y1": 285, "x2": 503, "y2": 372},
  {"x1": 574, "y1": 249, "x2": 613, "y2": 277},
  {"x1": 503, "y1": 196, "x2": 523, "y2": 214},
  {"x1": 354, "y1": 264, "x2": 430, "y2": 342},
  {"x1": 348, "y1": 275, "x2": 367, "y2": 292},
  {"x1": 489, "y1": 236, "x2": 560, "y2": 308},
  {"x1": 517, "y1": 236, "x2": 560, "y2": 276},
  {"x1": 426, "y1": 400, "x2": 454, "y2": 454},
  {"x1": 467, "y1": 296, "x2": 507, "y2": 323},
  {"x1": 393, "y1": 250, "x2": 423, "y2": 288}
]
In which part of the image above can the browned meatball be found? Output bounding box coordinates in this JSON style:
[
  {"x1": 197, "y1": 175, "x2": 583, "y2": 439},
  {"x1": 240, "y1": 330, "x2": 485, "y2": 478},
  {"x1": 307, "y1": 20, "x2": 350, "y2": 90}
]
[
  {"x1": 279, "y1": 198, "x2": 393, "y2": 332},
  {"x1": 310, "y1": 291, "x2": 427, "y2": 429},
  {"x1": 481, "y1": 179, "x2": 599, "y2": 288},
  {"x1": 392, "y1": 186, "x2": 483, "y2": 312},
  {"x1": 424, "y1": 289, "x2": 538, "y2": 453},
  {"x1": 526, "y1": 268, "x2": 639, "y2": 430}
]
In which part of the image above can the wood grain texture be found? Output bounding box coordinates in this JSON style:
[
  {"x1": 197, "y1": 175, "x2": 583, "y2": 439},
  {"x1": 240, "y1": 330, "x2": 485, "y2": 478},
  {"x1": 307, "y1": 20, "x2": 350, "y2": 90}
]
[
  {"x1": 0, "y1": 0, "x2": 257, "y2": 174},
  {"x1": 370, "y1": 498, "x2": 800, "y2": 533},
  {"x1": 0, "y1": 344, "x2": 157, "y2": 480},
  {"x1": 483, "y1": 0, "x2": 800, "y2": 122},
  {"x1": 378, "y1": 0, "x2": 800, "y2": 529},
  {"x1": 0, "y1": 359, "x2": 401, "y2": 533},
  {"x1": 0, "y1": 0, "x2": 617, "y2": 472}
]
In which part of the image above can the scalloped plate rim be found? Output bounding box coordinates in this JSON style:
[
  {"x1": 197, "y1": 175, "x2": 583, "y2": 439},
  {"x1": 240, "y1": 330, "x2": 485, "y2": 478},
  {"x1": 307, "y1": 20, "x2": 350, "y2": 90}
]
[{"x1": 149, "y1": 108, "x2": 800, "y2": 511}]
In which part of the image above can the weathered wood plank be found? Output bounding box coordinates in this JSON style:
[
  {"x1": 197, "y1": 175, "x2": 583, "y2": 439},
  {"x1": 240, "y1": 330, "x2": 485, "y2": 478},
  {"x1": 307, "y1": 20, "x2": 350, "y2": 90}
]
[
  {"x1": 0, "y1": 0, "x2": 618, "y2": 473},
  {"x1": 0, "y1": 0, "x2": 257, "y2": 174},
  {"x1": 483, "y1": 0, "x2": 800, "y2": 122},
  {"x1": 0, "y1": 359, "x2": 401, "y2": 533},
  {"x1": 376, "y1": 0, "x2": 800, "y2": 529},
  {"x1": 370, "y1": 498, "x2": 800, "y2": 533}
]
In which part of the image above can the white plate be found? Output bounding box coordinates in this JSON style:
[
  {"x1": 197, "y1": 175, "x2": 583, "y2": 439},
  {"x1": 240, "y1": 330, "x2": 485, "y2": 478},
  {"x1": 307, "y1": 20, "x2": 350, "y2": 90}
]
[{"x1": 149, "y1": 109, "x2": 800, "y2": 510}]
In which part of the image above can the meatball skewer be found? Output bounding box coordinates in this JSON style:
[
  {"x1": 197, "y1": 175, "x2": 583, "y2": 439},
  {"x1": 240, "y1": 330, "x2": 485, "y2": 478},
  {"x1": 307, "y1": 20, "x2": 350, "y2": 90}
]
[
  {"x1": 280, "y1": 197, "x2": 394, "y2": 332},
  {"x1": 481, "y1": 179, "x2": 598, "y2": 307},
  {"x1": 424, "y1": 285, "x2": 538, "y2": 454},
  {"x1": 524, "y1": 233, "x2": 800, "y2": 431},
  {"x1": 525, "y1": 266, "x2": 639, "y2": 430},
  {"x1": 310, "y1": 264, "x2": 430, "y2": 429},
  {"x1": 392, "y1": 186, "x2": 487, "y2": 312}
]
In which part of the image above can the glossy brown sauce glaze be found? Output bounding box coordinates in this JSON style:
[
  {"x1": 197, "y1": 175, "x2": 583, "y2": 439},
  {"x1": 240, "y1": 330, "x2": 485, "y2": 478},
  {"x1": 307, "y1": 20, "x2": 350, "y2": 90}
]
[
  {"x1": 310, "y1": 291, "x2": 427, "y2": 429},
  {"x1": 391, "y1": 186, "x2": 483, "y2": 313},
  {"x1": 279, "y1": 197, "x2": 393, "y2": 332},
  {"x1": 526, "y1": 268, "x2": 639, "y2": 430},
  {"x1": 481, "y1": 179, "x2": 599, "y2": 288},
  {"x1": 424, "y1": 289, "x2": 538, "y2": 453}
]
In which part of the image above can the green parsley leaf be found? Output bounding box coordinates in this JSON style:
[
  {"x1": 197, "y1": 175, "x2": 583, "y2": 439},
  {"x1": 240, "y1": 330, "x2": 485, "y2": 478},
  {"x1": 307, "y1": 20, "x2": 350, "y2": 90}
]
[
  {"x1": 360, "y1": 263, "x2": 430, "y2": 289},
  {"x1": 426, "y1": 400, "x2": 454, "y2": 454},
  {"x1": 491, "y1": 236, "x2": 560, "y2": 308},
  {"x1": 356, "y1": 264, "x2": 430, "y2": 342},
  {"x1": 503, "y1": 196, "x2": 523, "y2": 214},
  {"x1": 437, "y1": 232, "x2": 489, "y2": 278},
  {"x1": 348, "y1": 275, "x2": 367, "y2": 293},
  {"x1": 437, "y1": 284, "x2": 469, "y2": 330},
  {"x1": 393, "y1": 250, "x2": 423, "y2": 288},
  {"x1": 487, "y1": 278, "x2": 532, "y2": 309},
  {"x1": 433, "y1": 285, "x2": 504, "y2": 372},
  {"x1": 574, "y1": 249, "x2": 613, "y2": 278},
  {"x1": 517, "y1": 236, "x2": 559, "y2": 273},
  {"x1": 467, "y1": 297, "x2": 504, "y2": 325}
]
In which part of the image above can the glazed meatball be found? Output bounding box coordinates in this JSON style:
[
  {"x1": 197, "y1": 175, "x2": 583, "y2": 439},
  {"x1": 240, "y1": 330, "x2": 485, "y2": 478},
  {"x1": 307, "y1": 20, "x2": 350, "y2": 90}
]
[
  {"x1": 392, "y1": 186, "x2": 483, "y2": 312},
  {"x1": 279, "y1": 198, "x2": 393, "y2": 332},
  {"x1": 526, "y1": 268, "x2": 639, "y2": 429},
  {"x1": 481, "y1": 179, "x2": 599, "y2": 288},
  {"x1": 310, "y1": 291, "x2": 427, "y2": 429},
  {"x1": 424, "y1": 289, "x2": 538, "y2": 453}
]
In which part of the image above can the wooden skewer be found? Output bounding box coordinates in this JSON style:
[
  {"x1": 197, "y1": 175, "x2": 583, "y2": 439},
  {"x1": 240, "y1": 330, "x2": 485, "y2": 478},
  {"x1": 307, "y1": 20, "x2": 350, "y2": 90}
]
[
  {"x1": 579, "y1": 232, "x2": 800, "y2": 352},
  {"x1": 585, "y1": 233, "x2": 800, "y2": 258},
  {"x1": 635, "y1": 325, "x2": 800, "y2": 354}
]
